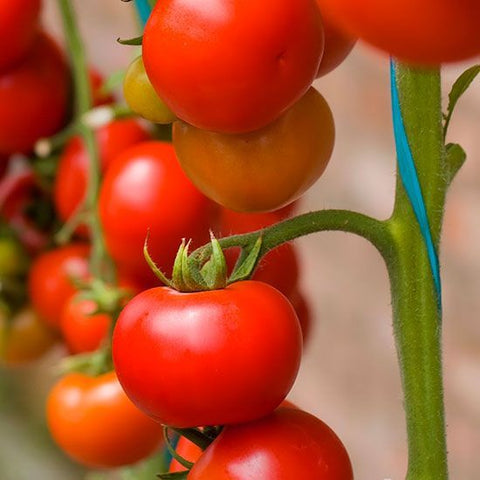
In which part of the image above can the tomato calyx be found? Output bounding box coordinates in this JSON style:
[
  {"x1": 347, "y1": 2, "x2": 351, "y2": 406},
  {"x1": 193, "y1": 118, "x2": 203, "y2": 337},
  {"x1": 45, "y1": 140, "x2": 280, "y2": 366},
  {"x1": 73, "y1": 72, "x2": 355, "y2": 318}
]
[{"x1": 144, "y1": 232, "x2": 263, "y2": 292}]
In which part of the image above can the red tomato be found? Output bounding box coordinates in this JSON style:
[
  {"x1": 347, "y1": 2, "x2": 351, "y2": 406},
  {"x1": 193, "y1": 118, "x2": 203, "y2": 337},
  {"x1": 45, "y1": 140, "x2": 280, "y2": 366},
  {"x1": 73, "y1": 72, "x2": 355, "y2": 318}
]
[
  {"x1": 113, "y1": 281, "x2": 302, "y2": 427},
  {"x1": 89, "y1": 68, "x2": 115, "y2": 106},
  {"x1": 218, "y1": 209, "x2": 299, "y2": 298},
  {"x1": 288, "y1": 289, "x2": 312, "y2": 344},
  {"x1": 169, "y1": 436, "x2": 203, "y2": 473},
  {"x1": 173, "y1": 87, "x2": 335, "y2": 212},
  {"x1": 28, "y1": 244, "x2": 90, "y2": 329},
  {"x1": 54, "y1": 120, "x2": 150, "y2": 235},
  {"x1": 47, "y1": 371, "x2": 163, "y2": 468},
  {"x1": 99, "y1": 141, "x2": 213, "y2": 285},
  {"x1": 60, "y1": 295, "x2": 111, "y2": 354},
  {"x1": 0, "y1": 32, "x2": 69, "y2": 155},
  {"x1": 0, "y1": 0, "x2": 41, "y2": 71},
  {"x1": 316, "y1": 11, "x2": 356, "y2": 77},
  {"x1": 189, "y1": 407, "x2": 353, "y2": 479},
  {"x1": 143, "y1": 0, "x2": 324, "y2": 133},
  {"x1": 316, "y1": 0, "x2": 480, "y2": 65}
]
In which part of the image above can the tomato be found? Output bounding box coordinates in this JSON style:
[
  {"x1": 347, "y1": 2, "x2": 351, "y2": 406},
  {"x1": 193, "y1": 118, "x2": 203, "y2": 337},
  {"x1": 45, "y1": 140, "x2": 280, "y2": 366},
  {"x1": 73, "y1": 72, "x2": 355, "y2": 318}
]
[
  {"x1": 113, "y1": 280, "x2": 302, "y2": 427},
  {"x1": 288, "y1": 289, "x2": 312, "y2": 344},
  {"x1": 60, "y1": 294, "x2": 111, "y2": 354},
  {"x1": 143, "y1": 0, "x2": 324, "y2": 133},
  {"x1": 54, "y1": 119, "x2": 150, "y2": 235},
  {"x1": 316, "y1": 11, "x2": 356, "y2": 77},
  {"x1": 173, "y1": 87, "x2": 335, "y2": 212},
  {"x1": 89, "y1": 68, "x2": 115, "y2": 106},
  {"x1": 169, "y1": 436, "x2": 203, "y2": 473},
  {"x1": 0, "y1": 308, "x2": 58, "y2": 365},
  {"x1": 218, "y1": 209, "x2": 299, "y2": 298},
  {"x1": 46, "y1": 371, "x2": 163, "y2": 468},
  {"x1": 28, "y1": 244, "x2": 90, "y2": 329},
  {"x1": 189, "y1": 406, "x2": 353, "y2": 480},
  {"x1": 0, "y1": 236, "x2": 28, "y2": 278},
  {"x1": 99, "y1": 141, "x2": 213, "y2": 285},
  {"x1": 316, "y1": 0, "x2": 480, "y2": 65},
  {"x1": 124, "y1": 56, "x2": 176, "y2": 124},
  {"x1": 0, "y1": 32, "x2": 69, "y2": 155},
  {"x1": 0, "y1": 0, "x2": 41, "y2": 71}
]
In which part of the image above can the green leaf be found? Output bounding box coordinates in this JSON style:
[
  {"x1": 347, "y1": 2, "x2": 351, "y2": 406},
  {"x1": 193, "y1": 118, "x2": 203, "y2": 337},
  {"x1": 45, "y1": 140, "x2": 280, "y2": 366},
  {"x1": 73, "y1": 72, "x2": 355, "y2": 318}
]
[
  {"x1": 228, "y1": 236, "x2": 263, "y2": 284},
  {"x1": 117, "y1": 35, "x2": 143, "y2": 46},
  {"x1": 445, "y1": 143, "x2": 467, "y2": 184},
  {"x1": 443, "y1": 64, "x2": 480, "y2": 138}
]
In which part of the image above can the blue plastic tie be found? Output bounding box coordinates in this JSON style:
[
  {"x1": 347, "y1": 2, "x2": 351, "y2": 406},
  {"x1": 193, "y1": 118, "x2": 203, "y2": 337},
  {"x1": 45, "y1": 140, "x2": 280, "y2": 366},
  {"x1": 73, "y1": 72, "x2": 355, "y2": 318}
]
[
  {"x1": 390, "y1": 60, "x2": 442, "y2": 310},
  {"x1": 134, "y1": 0, "x2": 152, "y2": 26}
]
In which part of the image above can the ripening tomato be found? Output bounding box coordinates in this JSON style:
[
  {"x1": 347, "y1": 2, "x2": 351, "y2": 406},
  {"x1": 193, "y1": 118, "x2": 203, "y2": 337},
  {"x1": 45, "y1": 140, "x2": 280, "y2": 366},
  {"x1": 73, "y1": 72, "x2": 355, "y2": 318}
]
[
  {"x1": 0, "y1": 0, "x2": 42, "y2": 71},
  {"x1": 189, "y1": 407, "x2": 353, "y2": 480},
  {"x1": 0, "y1": 32, "x2": 69, "y2": 155},
  {"x1": 28, "y1": 244, "x2": 90, "y2": 329},
  {"x1": 169, "y1": 436, "x2": 203, "y2": 473},
  {"x1": 99, "y1": 141, "x2": 213, "y2": 285},
  {"x1": 59, "y1": 295, "x2": 111, "y2": 354},
  {"x1": 316, "y1": 0, "x2": 480, "y2": 65},
  {"x1": 113, "y1": 281, "x2": 302, "y2": 427},
  {"x1": 218, "y1": 209, "x2": 299, "y2": 298},
  {"x1": 173, "y1": 87, "x2": 335, "y2": 212},
  {"x1": 315, "y1": 10, "x2": 356, "y2": 77},
  {"x1": 143, "y1": 0, "x2": 324, "y2": 133},
  {"x1": 54, "y1": 119, "x2": 150, "y2": 235},
  {"x1": 0, "y1": 308, "x2": 58, "y2": 365},
  {"x1": 47, "y1": 371, "x2": 163, "y2": 469},
  {"x1": 123, "y1": 56, "x2": 176, "y2": 124}
]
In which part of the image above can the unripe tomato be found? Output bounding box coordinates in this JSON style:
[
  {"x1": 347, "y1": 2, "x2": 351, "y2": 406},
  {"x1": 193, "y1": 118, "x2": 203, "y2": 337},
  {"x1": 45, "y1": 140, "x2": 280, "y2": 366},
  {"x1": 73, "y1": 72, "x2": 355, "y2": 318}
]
[
  {"x1": 47, "y1": 371, "x2": 163, "y2": 469},
  {"x1": 316, "y1": 0, "x2": 480, "y2": 65},
  {"x1": 124, "y1": 56, "x2": 176, "y2": 124},
  {"x1": 113, "y1": 281, "x2": 302, "y2": 427},
  {"x1": 54, "y1": 119, "x2": 150, "y2": 235},
  {"x1": 60, "y1": 295, "x2": 111, "y2": 354},
  {"x1": 173, "y1": 87, "x2": 335, "y2": 212},
  {"x1": 0, "y1": 32, "x2": 69, "y2": 155},
  {"x1": 0, "y1": 0, "x2": 42, "y2": 71},
  {"x1": 143, "y1": 0, "x2": 324, "y2": 133},
  {"x1": 99, "y1": 141, "x2": 213, "y2": 285},
  {"x1": 189, "y1": 407, "x2": 353, "y2": 480},
  {"x1": 0, "y1": 236, "x2": 28, "y2": 278},
  {"x1": 0, "y1": 308, "x2": 58, "y2": 365},
  {"x1": 28, "y1": 244, "x2": 90, "y2": 329}
]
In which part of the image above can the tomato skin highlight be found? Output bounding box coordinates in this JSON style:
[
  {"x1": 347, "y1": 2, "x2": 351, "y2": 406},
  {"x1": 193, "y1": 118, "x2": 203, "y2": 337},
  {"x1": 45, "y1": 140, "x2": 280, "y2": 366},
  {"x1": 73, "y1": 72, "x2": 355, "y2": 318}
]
[
  {"x1": 28, "y1": 244, "x2": 90, "y2": 329},
  {"x1": 189, "y1": 407, "x2": 353, "y2": 480},
  {"x1": 0, "y1": 0, "x2": 42, "y2": 71},
  {"x1": 143, "y1": 0, "x2": 324, "y2": 133},
  {"x1": 54, "y1": 119, "x2": 150, "y2": 235},
  {"x1": 173, "y1": 87, "x2": 335, "y2": 213},
  {"x1": 113, "y1": 281, "x2": 302, "y2": 427},
  {"x1": 46, "y1": 371, "x2": 163, "y2": 469},
  {"x1": 316, "y1": 0, "x2": 480, "y2": 65},
  {"x1": 99, "y1": 141, "x2": 212, "y2": 285},
  {"x1": 0, "y1": 32, "x2": 69, "y2": 155}
]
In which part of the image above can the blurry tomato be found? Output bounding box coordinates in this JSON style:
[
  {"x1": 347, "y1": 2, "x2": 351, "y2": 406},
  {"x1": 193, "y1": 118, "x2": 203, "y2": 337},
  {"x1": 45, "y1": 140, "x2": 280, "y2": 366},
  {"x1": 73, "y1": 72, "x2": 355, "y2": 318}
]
[
  {"x1": 89, "y1": 68, "x2": 115, "y2": 106},
  {"x1": 0, "y1": 32, "x2": 69, "y2": 155}
]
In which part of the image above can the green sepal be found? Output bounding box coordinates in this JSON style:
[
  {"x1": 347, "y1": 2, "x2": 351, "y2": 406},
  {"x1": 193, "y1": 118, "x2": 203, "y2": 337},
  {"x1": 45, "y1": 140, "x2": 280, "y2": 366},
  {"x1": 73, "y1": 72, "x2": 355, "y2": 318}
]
[
  {"x1": 171, "y1": 427, "x2": 214, "y2": 450},
  {"x1": 445, "y1": 143, "x2": 466, "y2": 185},
  {"x1": 228, "y1": 235, "x2": 263, "y2": 284},
  {"x1": 200, "y1": 232, "x2": 227, "y2": 290},
  {"x1": 59, "y1": 347, "x2": 113, "y2": 377},
  {"x1": 117, "y1": 35, "x2": 143, "y2": 46},
  {"x1": 143, "y1": 232, "x2": 173, "y2": 287},
  {"x1": 157, "y1": 472, "x2": 188, "y2": 480},
  {"x1": 163, "y1": 427, "x2": 194, "y2": 470}
]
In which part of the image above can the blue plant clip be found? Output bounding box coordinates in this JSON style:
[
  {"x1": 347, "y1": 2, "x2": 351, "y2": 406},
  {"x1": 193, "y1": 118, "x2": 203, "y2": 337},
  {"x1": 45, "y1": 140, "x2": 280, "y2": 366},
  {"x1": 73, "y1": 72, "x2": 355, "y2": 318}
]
[
  {"x1": 134, "y1": 0, "x2": 152, "y2": 26},
  {"x1": 390, "y1": 60, "x2": 442, "y2": 310}
]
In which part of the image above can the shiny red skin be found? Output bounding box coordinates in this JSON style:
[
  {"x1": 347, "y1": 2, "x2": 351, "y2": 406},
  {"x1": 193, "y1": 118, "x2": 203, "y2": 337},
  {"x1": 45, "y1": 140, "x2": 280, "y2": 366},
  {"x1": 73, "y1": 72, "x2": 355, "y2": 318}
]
[
  {"x1": 189, "y1": 407, "x2": 353, "y2": 480},
  {"x1": 113, "y1": 281, "x2": 302, "y2": 427},
  {"x1": 54, "y1": 120, "x2": 150, "y2": 235},
  {"x1": 316, "y1": 11, "x2": 356, "y2": 77},
  {"x1": 169, "y1": 436, "x2": 203, "y2": 473},
  {"x1": 0, "y1": 0, "x2": 41, "y2": 71},
  {"x1": 99, "y1": 141, "x2": 212, "y2": 285},
  {"x1": 218, "y1": 209, "x2": 299, "y2": 298},
  {"x1": 60, "y1": 295, "x2": 111, "y2": 354},
  {"x1": 47, "y1": 371, "x2": 163, "y2": 469},
  {"x1": 28, "y1": 245, "x2": 90, "y2": 329},
  {"x1": 316, "y1": 0, "x2": 480, "y2": 65},
  {"x1": 289, "y1": 289, "x2": 312, "y2": 344},
  {"x1": 0, "y1": 32, "x2": 69, "y2": 155},
  {"x1": 143, "y1": 0, "x2": 324, "y2": 133}
]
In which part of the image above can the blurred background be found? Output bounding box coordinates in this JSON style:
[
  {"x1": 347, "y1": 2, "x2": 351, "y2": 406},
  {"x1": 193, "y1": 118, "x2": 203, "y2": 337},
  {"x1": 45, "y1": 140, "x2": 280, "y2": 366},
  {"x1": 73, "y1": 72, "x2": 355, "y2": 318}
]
[{"x1": 1, "y1": 1, "x2": 479, "y2": 479}]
